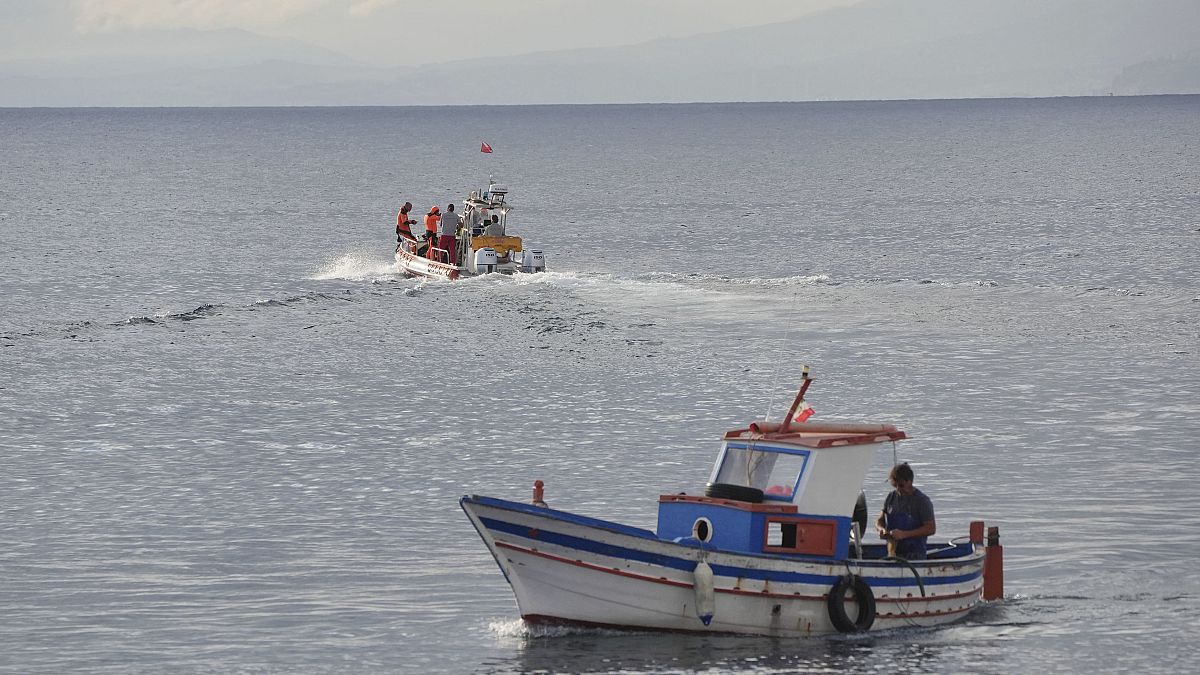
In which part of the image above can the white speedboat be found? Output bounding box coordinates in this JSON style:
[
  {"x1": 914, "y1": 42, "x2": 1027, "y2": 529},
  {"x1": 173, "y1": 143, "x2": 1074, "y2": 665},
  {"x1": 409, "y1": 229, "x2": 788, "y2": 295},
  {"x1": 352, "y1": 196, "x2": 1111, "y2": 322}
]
[
  {"x1": 461, "y1": 370, "x2": 1004, "y2": 636},
  {"x1": 395, "y1": 181, "x2": 545, "y2": 280}
]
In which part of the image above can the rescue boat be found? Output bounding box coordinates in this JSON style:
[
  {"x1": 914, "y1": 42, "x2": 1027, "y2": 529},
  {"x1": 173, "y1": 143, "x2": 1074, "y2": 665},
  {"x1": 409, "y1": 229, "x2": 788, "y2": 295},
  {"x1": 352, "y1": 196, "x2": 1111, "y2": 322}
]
[
  {"x1": 460, "y1": 369, "x2": 1004, "y2": 636},
  {"x1": 395, "y1": 180, "x2": 545, "y2": 280}
]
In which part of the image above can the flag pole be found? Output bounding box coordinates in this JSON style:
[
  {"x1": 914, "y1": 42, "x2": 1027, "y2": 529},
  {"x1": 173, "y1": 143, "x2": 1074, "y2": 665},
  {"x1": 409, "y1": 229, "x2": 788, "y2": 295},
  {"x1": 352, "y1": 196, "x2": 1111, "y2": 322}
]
[{"x1": 779, "y1": 366, "x2": 813, "y2": 434}]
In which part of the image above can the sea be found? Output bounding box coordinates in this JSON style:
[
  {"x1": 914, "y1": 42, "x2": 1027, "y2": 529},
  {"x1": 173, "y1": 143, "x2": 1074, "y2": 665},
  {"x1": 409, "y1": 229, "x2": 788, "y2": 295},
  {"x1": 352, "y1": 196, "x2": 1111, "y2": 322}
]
[{"x1": 1, "y1": 97, "x2": 1198, "y2": 674}]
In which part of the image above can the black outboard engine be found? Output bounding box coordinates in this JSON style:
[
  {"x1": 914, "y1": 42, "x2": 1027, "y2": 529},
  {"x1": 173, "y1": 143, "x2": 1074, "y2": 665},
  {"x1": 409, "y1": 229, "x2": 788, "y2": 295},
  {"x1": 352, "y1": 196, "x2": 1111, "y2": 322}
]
[{"x1": 853, "y1": 490, "x2": 869, "y2": 538}]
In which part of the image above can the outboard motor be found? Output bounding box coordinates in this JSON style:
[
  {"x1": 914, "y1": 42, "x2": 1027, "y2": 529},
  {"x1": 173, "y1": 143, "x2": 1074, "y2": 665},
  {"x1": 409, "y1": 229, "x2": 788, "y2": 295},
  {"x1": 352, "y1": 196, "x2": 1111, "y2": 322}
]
[
  {"x1": 473, "y1": 247, "x2": 498, "y2": 274},
  {"x1": 520, "y1": 249, "x2": 546, "y2": 273},
  {"x1": 851, "y1": 490, "x2": 869, "y2": 558},
  {"x1": 853, "y1": 490, "x2": 869, "y2": 539}
]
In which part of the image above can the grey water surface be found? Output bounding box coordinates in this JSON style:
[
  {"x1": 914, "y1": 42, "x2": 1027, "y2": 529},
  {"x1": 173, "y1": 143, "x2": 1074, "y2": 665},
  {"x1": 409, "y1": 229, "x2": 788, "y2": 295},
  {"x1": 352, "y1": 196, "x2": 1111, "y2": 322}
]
[{"x1": 2, "y1": 98, "x2": 1199, "y2": 673}]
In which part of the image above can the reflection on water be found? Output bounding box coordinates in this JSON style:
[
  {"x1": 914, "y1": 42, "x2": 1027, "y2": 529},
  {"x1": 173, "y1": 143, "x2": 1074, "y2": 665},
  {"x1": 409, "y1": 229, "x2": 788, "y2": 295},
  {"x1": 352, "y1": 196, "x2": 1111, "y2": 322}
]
[{"x1": 2, "y1": 100, "x2": 1198, "y2": 673}]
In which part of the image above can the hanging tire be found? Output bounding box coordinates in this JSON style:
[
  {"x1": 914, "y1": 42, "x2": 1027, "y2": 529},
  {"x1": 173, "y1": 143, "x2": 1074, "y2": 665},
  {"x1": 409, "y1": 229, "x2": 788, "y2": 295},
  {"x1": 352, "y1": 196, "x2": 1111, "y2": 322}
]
[
  {"x1": 826, "y1": 574, "x2": 876, "y2": 633},
  {"x1": 704, "y1": 482, "x2": 764, "y2": 503}
]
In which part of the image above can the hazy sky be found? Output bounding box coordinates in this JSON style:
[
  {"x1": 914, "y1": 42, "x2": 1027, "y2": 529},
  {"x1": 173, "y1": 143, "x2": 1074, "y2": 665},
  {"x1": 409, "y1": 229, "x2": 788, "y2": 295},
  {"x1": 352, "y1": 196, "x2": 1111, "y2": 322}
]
[{"x1": 1, "y1": 0, "x2": 861, "y2": 67}]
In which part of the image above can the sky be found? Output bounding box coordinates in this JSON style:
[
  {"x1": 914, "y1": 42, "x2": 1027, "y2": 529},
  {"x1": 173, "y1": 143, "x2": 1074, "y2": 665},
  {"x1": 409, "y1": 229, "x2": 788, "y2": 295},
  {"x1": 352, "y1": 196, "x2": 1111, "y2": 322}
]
[
  {"x1": 4, "y1": 0, "x2": 1193, "y2": 106},
  {"x1": 0, "y1": 0, "x2": 861, "y2": 67}
]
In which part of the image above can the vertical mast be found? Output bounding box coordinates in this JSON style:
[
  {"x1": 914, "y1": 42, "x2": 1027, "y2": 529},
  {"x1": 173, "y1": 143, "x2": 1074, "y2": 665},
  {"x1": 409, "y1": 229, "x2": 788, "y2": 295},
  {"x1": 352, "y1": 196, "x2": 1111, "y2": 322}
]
[{"x1": 779, "y1": 366, "x2": 813, "y2": 434}]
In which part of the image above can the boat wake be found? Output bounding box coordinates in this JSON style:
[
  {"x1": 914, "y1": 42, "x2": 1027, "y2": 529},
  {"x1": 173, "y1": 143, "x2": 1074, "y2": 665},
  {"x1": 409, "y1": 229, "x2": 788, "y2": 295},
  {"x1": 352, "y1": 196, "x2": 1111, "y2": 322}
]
[
  {"x1": 630, "y1": 271, "x2": 835, "y2": 288},
  {"x1": 310, "y1": 252, "x2": 400, "y2": 282},
  {"x1": 486, "y1": 618, "x2": 638, "y2": 639}
]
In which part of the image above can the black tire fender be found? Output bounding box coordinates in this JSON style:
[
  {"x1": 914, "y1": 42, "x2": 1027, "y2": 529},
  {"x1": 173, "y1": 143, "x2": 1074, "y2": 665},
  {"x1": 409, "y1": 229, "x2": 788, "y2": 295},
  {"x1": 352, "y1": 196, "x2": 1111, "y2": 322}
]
[
  {"x1": 826, "y1": 573, "x2": 876, "y2": 632},
  {"x1": 704, "y1": 482, "x2": 764, "y2": 503}
]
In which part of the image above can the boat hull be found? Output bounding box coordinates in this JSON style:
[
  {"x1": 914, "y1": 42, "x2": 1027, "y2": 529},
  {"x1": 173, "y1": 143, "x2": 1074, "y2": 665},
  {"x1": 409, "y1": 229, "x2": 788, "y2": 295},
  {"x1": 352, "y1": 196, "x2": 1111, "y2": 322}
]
[
  {"x1": 393, "y1": 245, "x2": 536, "y2": 280},
  {"x1": 395, "y1": 245, "x2": 461, "y2": 280},
  {"x1": 461, "y1": 495, "x2": 985, "y2": 636}
]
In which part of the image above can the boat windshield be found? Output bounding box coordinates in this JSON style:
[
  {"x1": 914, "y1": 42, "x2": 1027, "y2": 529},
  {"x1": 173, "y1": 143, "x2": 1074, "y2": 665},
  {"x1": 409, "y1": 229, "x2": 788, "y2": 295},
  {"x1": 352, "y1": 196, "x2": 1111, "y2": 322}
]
[{"x1": 713, "y1": 444, "x2": 811, "y2": 501}]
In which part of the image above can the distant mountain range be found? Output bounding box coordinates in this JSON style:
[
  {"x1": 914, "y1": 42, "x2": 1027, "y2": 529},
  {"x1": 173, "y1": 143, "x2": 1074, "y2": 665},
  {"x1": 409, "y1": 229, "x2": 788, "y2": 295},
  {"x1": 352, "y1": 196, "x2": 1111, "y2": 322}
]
[{"x1": 2, "y1": 0, "x2": 1197, "y2": 106}]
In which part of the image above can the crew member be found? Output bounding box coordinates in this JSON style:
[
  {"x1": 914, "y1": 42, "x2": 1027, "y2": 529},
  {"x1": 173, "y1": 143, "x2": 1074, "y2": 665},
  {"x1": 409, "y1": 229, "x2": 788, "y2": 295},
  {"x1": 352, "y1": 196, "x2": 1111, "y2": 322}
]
[
  {"x1": 396, "y1": 202, "x2": 415, "y2": 242},
  {"x1": 437, "y1": 203, "x2": 459, "y2": 265},
  {"x1": 423, "y1": 206, "x2": 441, "y2": 259},
  {"x1": 467, "y1": 205, "x2": 484, "y2": 235},
  {"x1": 484, "y1": 214, "x2": 503, "y2": 237},
  {"x1": 875, "y1": 462, "x2": 936, "y2": 560}
]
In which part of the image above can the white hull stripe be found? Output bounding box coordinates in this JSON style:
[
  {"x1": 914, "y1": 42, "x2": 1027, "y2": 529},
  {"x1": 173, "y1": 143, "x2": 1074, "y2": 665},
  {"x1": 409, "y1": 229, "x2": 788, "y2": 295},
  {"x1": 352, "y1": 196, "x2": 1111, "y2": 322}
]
[{"x1": 497, "y1": 541, "x2": 980, "y2": 610}]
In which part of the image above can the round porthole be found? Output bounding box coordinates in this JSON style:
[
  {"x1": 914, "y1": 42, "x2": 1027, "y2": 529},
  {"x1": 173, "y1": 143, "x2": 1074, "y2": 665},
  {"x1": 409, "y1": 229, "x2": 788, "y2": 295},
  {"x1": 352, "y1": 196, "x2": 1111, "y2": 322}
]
[{"x1": 693, "y1": 517, "x2": 713, "y2": 543}]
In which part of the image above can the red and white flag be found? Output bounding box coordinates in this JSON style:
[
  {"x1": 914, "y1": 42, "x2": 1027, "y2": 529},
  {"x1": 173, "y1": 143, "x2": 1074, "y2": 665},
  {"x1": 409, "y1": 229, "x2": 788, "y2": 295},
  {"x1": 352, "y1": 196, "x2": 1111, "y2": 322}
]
[
  {"x1": 793, "y1": 401, "x2": 815, "y2": 423},
  {"x1": 480, "y1": 142, "x2": 493, "y2": 153}
]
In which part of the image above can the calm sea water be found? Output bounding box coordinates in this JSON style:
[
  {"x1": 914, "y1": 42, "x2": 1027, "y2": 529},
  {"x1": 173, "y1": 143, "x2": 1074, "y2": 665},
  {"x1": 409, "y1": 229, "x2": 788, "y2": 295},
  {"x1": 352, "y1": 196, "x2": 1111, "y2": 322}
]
[{"x1": 2, "y1": 97, "x2": 1199, "y2": 674}]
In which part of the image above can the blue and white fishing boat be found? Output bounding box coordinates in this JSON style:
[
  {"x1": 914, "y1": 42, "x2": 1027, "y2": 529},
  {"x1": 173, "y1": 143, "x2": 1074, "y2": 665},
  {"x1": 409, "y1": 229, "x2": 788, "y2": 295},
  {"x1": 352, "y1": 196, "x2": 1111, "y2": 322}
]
[{"x1": 461, "y1": 370, "x2": 1004, "y2": 636}]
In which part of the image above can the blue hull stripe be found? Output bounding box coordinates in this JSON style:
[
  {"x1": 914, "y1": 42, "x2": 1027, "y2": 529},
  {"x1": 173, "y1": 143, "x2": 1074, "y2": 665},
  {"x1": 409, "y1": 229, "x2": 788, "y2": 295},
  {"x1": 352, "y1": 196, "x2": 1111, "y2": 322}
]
[
  {"x1": 475, "y1": 512, "x2": 982, "y2": 588},
  {"x1": 467, "y1": 495, "x2": 660, "y2": 539}
]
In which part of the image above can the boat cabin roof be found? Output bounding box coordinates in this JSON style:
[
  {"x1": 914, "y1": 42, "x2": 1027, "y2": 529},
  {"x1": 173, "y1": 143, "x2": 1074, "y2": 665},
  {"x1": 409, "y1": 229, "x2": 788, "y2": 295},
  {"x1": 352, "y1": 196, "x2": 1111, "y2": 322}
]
[
  {"x1": 466, "y1": 184, "x2": 510, "y2": 211},
  {"x1": 711, "y1": 421, "x2": 908, "y2": 517},
  {"x1": 723, "y1": 421, "x2": 906, "y2": 448}
]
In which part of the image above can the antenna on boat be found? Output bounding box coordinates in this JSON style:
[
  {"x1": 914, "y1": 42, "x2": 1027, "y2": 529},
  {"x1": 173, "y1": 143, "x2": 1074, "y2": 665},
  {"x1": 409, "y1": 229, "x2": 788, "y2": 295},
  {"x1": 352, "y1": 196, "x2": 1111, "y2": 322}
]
[
  {"x1": 778, "y1": 366, "x2": 814, "y2": 434},
  {"x1": 765, "y1": 368, "x2": 781, "y2": 421}
]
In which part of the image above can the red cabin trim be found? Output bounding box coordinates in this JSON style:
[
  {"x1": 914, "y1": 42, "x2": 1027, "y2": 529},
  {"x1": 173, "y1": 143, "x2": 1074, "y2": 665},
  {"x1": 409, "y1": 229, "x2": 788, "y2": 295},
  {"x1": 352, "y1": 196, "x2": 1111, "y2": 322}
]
[
  {"x1": 658, "y1": 494, "x2": 798, "y2": 513},
  {"x1": 722, "y1": 428, "x2": 907, "y2": 448}
]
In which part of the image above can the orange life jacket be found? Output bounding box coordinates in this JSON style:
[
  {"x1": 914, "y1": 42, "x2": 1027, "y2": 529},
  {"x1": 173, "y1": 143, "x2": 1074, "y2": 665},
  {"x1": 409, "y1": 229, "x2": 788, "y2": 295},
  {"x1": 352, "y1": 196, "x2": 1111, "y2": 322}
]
[{"x1": 397, "y1": 209, "x2": 413, "y2": 236}]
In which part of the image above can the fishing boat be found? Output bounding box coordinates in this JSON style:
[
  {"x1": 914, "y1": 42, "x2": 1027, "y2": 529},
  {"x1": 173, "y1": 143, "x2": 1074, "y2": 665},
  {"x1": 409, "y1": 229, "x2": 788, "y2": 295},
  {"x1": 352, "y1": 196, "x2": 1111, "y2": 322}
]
[
  {"x1": 395, "y1": 180, "x2": 546, "y2": 280},
  {"x1": 460, "y1": 370, "x2": 1004, "y2": 636}
]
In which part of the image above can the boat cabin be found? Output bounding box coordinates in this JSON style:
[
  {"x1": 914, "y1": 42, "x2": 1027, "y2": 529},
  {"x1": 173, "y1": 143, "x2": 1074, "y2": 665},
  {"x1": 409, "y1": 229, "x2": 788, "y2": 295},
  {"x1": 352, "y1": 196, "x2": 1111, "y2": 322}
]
[
  {"x1": 464, "y1": 181, "x2": 511, "y2": 234},
  {"x1": 656, "y1": 421, "x2": 906, "y2": 559}
]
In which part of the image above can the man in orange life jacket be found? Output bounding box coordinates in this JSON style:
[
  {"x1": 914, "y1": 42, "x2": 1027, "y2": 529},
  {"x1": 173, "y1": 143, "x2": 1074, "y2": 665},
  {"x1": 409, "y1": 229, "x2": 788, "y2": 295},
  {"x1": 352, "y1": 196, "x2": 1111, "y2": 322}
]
[
  {"x1": 423, "y1": 206, "x2": 440, "y2": 259},
  {"x1": 396, "y1": 202, "x2": 415, "y2": 243}
]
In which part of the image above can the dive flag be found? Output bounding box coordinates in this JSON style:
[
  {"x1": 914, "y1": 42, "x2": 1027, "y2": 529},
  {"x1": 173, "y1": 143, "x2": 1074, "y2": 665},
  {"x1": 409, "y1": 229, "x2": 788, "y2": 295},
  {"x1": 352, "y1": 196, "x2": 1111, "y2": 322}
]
[
  {"x1": 480, "y1": 142, "x2": 493, "y2": 153},
  {"x1": 794, "y1": 401, "x2": 815, "y2": 423}
]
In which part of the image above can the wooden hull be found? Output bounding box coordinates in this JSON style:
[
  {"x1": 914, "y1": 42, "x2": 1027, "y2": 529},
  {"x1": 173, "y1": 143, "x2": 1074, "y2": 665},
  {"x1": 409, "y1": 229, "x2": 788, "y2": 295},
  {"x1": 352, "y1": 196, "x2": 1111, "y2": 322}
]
[{"x1": 461, "y1": 495, "x2": 985, "y2": 636}]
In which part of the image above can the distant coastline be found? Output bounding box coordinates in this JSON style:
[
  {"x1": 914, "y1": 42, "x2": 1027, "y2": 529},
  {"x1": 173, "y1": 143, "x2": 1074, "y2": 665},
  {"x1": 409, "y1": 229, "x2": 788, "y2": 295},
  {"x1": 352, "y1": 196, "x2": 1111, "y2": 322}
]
[{"x1": 3, "y1": 93, "x2": 1198, "y2": 110}]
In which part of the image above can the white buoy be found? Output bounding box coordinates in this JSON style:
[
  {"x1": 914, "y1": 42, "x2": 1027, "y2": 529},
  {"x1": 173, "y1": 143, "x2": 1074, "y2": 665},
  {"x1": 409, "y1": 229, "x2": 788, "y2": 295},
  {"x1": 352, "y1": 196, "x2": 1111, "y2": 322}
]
[{"x1": 693, "y1": 561, "x2": 715, "y2": 625}]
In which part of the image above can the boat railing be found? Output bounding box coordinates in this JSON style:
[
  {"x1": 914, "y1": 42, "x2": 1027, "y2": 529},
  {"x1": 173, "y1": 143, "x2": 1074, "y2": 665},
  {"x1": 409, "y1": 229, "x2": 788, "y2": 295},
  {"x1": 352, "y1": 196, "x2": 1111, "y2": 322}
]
[
  {"x1": 397, "y1": 235, "x2": 419, "y2": 254},
  {"x1": 429, "y1": 245, "x2": 452, "y2": 265}
]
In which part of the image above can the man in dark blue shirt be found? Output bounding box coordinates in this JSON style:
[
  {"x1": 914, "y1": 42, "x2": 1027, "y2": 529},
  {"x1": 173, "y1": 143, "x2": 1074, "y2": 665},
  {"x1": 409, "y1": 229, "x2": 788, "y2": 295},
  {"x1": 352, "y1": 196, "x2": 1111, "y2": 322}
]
[{"x1": 875, "y1": 462, "x2": 937, "y2": 560}]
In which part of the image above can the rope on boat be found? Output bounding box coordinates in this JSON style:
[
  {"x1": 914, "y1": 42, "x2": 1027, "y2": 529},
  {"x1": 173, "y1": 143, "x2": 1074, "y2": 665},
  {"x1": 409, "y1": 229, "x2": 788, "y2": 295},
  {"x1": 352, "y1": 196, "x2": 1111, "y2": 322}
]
[
  {"x1": 764, "y1": 366, "x2": 781, "y2": 421},
  {"x1": 884, "y1": 555, "x2": 927, "y2": 597}
]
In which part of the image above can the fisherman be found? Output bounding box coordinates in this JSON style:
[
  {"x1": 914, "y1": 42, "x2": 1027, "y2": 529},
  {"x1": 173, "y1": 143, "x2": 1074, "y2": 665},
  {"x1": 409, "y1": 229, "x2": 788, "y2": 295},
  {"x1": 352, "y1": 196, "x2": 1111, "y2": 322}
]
[
  {"x1": 467, "y1": 204, "x2": 485, "y2": 235},
  {"x1": 437, "y1": 203, "x2": 459, "y2": 265},
  {"x1": 875, "y1": 462, "x2": 936, "y2": 560},
  {"x1": 423, "y1": 206, "x2": 441, "y2": 259},
  {"x1": 395, "y1": 202, "x2": 415, "y2": 242},
  {"x1": 484, "y1": 213, "x2": 504, "y2": 237}
]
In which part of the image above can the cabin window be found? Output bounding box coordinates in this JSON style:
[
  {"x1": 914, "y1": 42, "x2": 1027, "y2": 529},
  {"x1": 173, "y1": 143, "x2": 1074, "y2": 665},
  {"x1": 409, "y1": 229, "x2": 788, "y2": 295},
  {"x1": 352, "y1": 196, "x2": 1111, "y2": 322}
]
[
  {"x1": 713, "y1": 445, "x2": 772, "y2": 486},
  {"x1": 766, "y1": 520, "x2": 796, "y2": 548},
  {"x1": 712, "y1": 444, "x2": 810, "y2": 499},
  {"x1": 762, "y1": 517, "x2": 838, "y2": 556},
  {"x1": 761, "y1": 452, "x2": 808, "y2": 501}
]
